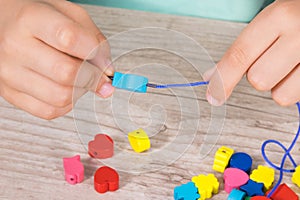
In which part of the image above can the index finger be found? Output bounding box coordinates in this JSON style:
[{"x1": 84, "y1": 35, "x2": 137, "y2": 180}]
[
  {"x1": 21, "y1": 2, "x2": 99, "y2": 60},
  {"x1": 206, "y1": 3, "x2": 279, "y2": 105},
  {"x1": 53, "y1": 1, "x2": 114, "y2": 76}
]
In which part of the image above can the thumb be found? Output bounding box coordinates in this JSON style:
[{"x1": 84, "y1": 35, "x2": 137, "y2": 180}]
[{"x1": 205, "y1": 3, "x2": 279, "y2": 106}]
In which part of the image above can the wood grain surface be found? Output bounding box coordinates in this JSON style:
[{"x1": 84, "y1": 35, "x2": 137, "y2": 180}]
[{"x1": 0, "y1": 4, "x2": 299, "y2": 200}]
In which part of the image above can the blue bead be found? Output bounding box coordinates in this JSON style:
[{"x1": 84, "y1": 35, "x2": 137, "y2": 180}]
[
  {"x1": 229, "y1": 152, "x2": 253, "y2": 173},
  {"x1": 228, "y1": 189, "x2": 246, "y2": 200},
  {"x1": 240, "y1": 179, "x2": 264, "y2": 197},
  {"x1": 112, "y1": 72, "x2": 148, "y2": 93}
]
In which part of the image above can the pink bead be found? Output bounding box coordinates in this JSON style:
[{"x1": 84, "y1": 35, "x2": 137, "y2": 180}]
[
  {"x1": 224, "y1": 167, "x2": 249, "y2": 193},
  {"x1": 63, "y1": 155, "x2": 84, "y2": 184}
]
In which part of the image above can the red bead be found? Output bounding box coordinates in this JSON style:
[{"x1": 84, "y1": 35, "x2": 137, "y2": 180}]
[
  {"x1": 267, "y1": 183, "x2": 298, "y2": 200},
  {"x1": 88, "y1": 134, "x2": 114, "y2": 159},
  {"x1": 94, "y1": 166, "x2": 119, "y2": 194}
]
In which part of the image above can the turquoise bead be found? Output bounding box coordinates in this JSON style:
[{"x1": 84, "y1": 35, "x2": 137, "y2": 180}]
[
  {"x1": 228, "y1": 189, "x2": 246, "y2": 200},
  {"x1": 112, "y1": 72, "x2": 148, "y2": 93},
  {"x1": 174, "y1": 182, "x2": 200, "y2": 200}
]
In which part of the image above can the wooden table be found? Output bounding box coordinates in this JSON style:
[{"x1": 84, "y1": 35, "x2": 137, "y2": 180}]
[{"x1": 1, "y1": 4, "x2": 299, "y2": 200}]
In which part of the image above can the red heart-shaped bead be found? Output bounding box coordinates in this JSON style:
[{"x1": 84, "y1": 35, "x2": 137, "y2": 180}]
[
  {"x1": 94, "y1": 166, "x2": 119, "y2": 193},
  {"x1": 88, "y1": 134, "x2": 114, "y2": 159}
]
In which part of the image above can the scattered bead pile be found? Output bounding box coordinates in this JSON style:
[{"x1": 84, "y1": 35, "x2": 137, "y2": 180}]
[{"x1": 173, "y1": 145, "x2": 299, "y2": 200}]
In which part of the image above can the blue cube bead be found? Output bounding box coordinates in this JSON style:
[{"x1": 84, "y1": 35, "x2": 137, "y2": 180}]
[
  {"x1": 228, "y1": 189, "x2": 246, "y2": 200},
  {"x1": 112, "y1": 72, "x2": 148, "y2": 93}
]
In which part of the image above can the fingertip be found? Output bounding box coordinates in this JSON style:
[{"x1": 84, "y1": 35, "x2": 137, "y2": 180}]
[
  {"x1": 271, "y1": 88, "x2": 295, "y2": 107},
  {"x1": 96, "y1": 82, "x2": 114, "y2": 98},
  {"x1": 206, "y1": 89, "x2": 224, "y2": 106},
  {"x1": 203, "y1": 67, "x2": 216, "y2": 81},
  {"x1": 205, "y1": 68, "x2": 228, "y2": 106}
]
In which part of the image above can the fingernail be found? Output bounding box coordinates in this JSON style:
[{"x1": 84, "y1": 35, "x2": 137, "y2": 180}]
[
  {"x1": 97, "y1": 82, "x2": 114, "y2": 98},
  {"x1": 104, "y1": 59, "x2": 114, "y2": 76},
  {"x1": 206, "y1": 91, "x2": 223, "y2": 106},
  {"x1": 203, "y1": 67, "x2": 216, "y2": 81}
]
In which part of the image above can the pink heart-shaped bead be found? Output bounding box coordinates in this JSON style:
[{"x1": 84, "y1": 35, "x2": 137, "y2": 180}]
[{"x1": 224, "y1": 167, "x2": 249, "y2": 193}]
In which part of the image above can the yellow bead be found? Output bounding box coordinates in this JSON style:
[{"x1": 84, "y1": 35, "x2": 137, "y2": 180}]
[
  {"x1": 213, "y1": 146, "x2": 234, "y2": 173},
  {"x1": 292, "y1": 166, "x2": 300, "y2": 188},
  {"x1": 250, "y1": 165, "x2": 275, "y2": 190},
  {"x1": 128, "y1": 128, "x2": 151, "y2": 153},
  {"x1": 192, "y1": 174, "x2": 219, "y2": 200}
]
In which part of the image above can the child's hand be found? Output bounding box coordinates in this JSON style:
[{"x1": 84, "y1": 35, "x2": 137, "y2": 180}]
[
  {"x1": 0, "y1": 0, "x2": 114, "y2": 119},
  {"x1": 204, "y1": 0, "x2": 300, "y2": 106}
]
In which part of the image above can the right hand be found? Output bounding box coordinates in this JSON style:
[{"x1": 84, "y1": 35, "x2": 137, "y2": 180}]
[
  {"x1": 0, "y1": 0, "x2": 114, "y2": 120},
  {"x1": 204, "y1": 0, "x2": 300, "y2": 106}
]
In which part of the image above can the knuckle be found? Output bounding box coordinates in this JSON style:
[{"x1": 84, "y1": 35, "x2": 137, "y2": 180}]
[
  {"x1": 0, "y1": 64, "x2": 10, "y2": 81},
  {"x1": 65, "y1": 2, "x2": 93, "y2": 25},
  {"x1": 226, "y1": 45, "x2": 248, "y2": 69},
  {"x1": 56, "y1": 24, "x2": 78, "y2": 50},
  {"x1": 272, "y1": 91, "x2": 292, "y2": 107},
  {"x1": 273, "y1": 1, "x2": 293, "y2": 18},
  {"x1": 55, "y1": 60, "x2": 78, "y2": 85},
  {"x1": 293, "y1": 37, "x2": 300, "y2": 49},
  {"x1": 272, "y1": 1, "x2": 299, "y2": 27},
  {"x1": 16, "y1": 4, "x2": 33, "y2": 22},
  {"x1": 60, "y1": 105, "x2": 73, "y2": 117},
  {"x1": 0, "y1": 38, "x2": 9, "y2": 55},
  {"x1": 97, "y1": 32, "x2": 107, "y2": 43},
  {"x1": 1, "y1": 86, "x2": 15, "y2": 104},
  {"x1": 16, "y1": 2, "x2": 42, "y2": 24},
  {"x1": 0, "y1": 33, "x2": 15, "y2": 56},
  {"x1": 42, "y1": 107, "x2": 59, "y2": 120},
  {"x1": 247, "y1": 72, "x2": 270, "y2": 91},
  {"x1": 71, "y1": 4, "x2": 89, "y2": 17},
  {"x1": 0, "y1": 64, "x2": 4, "y2": 79},
  {"x1": 55, "y1": 86, "x2": 73, "y2": 107},
  {"x1": 42, "y1": 104, "x2": 72, "y2": 120},
  {"x1": 0, "y1": 84, "x2": 2, "y2": 97}
]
